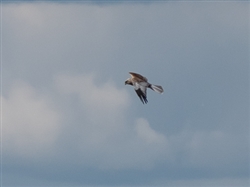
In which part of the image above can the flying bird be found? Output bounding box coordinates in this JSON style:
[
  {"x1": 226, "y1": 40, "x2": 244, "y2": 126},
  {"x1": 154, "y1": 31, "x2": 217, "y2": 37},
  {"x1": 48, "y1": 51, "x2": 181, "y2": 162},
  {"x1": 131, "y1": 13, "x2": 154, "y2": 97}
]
[{"x1": 125, "y1": 72, "x2": 164, "y2": 104}]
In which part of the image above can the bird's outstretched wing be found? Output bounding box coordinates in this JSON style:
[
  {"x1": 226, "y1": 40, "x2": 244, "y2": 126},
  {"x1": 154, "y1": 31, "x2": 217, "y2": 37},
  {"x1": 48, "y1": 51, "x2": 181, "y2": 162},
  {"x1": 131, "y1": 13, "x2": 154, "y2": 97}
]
[
  {"x1": 129, "y1": 72, "x2": 148, "y2": 82},
  {"x1": 134, "y1": 82, "x2": 148, "y2": 104}
]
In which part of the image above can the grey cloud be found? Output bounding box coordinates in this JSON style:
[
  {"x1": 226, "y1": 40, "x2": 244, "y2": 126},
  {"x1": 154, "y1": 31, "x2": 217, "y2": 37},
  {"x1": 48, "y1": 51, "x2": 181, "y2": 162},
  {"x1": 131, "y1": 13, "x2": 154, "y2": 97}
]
[{"x1": 2, "y1": 2, "x2": 249, "y2": 186}]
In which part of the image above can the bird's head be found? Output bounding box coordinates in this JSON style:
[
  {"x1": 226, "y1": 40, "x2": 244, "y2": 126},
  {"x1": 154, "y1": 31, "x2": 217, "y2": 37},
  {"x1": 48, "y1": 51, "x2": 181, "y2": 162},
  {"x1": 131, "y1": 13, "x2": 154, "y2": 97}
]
[{"x1": 125, "y1": 79, "x2": 133, "y2": 85}]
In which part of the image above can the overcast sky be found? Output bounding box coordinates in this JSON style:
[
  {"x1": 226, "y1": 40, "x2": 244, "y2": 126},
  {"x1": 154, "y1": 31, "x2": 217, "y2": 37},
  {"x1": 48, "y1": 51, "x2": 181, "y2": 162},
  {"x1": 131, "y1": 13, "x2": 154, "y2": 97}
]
[{"x1": 1, "y1": 1, "x2": 249, "y2": 186}]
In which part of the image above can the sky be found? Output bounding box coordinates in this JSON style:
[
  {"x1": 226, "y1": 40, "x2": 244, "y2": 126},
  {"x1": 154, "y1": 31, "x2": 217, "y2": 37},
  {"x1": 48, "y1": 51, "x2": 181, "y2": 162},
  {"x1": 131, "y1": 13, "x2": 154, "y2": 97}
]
[{"x1": 1, "y1": 1, "x2": 249, "y2": 187}]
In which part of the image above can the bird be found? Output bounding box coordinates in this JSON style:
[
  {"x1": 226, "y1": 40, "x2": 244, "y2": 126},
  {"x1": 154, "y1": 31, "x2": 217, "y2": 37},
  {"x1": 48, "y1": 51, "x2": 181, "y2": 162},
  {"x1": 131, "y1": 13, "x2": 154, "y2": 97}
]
[{"x1": 125, "y1": 72, "x2": 164, "y2": 104}]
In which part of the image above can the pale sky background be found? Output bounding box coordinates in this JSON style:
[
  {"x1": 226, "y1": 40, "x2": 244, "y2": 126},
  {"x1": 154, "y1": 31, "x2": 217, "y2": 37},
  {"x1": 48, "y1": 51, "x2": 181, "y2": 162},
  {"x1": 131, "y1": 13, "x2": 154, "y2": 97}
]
[{"x1": 1, "y1": 1, "x2": 249, "y2": 186}]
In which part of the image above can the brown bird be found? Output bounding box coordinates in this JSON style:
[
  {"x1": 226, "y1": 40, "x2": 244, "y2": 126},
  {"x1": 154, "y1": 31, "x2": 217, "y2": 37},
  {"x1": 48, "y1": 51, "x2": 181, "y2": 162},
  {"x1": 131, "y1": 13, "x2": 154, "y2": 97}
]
[{"x1": 125, "y1": 72, "x2": 164, "y2": 104}]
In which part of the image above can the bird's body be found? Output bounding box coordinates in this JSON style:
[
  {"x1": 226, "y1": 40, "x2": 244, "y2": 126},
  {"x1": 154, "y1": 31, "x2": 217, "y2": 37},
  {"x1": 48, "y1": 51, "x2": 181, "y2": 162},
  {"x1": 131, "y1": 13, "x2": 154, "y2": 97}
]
[{"x1": 125, "y1": 72, "x2": 164, "y2": 104}]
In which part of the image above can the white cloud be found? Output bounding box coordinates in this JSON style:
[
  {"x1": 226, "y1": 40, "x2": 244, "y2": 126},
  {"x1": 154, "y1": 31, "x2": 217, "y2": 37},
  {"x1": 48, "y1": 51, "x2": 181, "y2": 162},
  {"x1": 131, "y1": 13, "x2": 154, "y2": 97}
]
[
  {"x1": 2, "y1": 81, "x2": 61, "y2": 158},
  {"x1": 55, "y1": 73, "x2": 170, "y2": 170},
  {"x1": 1, "y1": 73, "x2": 170, "y2": 171},
  {"x1": 135, "y1": 118, "x2": 167, "y2": 144},
  {"x1": 55, "y1": 73, "x2": 129, "y2": 110},
  {"x1": 4, "y1": 74, "x2": 245, "y2": 172}
]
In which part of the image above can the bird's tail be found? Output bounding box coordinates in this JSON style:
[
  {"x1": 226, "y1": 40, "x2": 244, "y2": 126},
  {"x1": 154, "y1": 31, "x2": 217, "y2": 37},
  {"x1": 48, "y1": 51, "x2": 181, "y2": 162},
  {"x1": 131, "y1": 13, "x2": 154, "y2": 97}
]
[{"x1": 149, "y1": 84, "x2": 164, "y2": 94}]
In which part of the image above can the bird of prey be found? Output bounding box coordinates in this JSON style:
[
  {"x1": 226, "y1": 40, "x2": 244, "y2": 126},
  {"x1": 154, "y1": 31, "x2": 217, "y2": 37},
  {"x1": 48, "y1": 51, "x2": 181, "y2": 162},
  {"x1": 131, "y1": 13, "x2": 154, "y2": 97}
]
[{"x1": 125, "y1": 72, "x2": 164, "y2": 104}]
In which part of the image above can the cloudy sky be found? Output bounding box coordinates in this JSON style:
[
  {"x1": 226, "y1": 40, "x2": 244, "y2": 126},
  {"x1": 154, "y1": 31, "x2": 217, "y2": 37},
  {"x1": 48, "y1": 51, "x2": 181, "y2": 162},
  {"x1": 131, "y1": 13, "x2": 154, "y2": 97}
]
[{"x1": 1, "y1": 1, "x2": 249, "y2": 186}]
